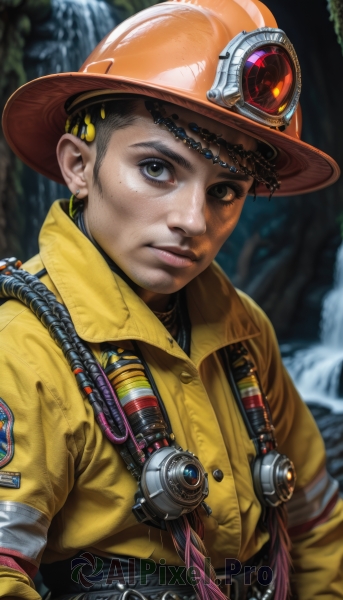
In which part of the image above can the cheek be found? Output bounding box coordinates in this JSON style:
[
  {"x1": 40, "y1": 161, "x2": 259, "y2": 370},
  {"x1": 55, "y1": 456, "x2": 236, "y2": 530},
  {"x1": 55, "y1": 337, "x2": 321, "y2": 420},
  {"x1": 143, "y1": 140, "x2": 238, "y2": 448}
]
[
  {"x1": 99, "y1": 165, "x2": 165, "y2": 226},
  {"x1": 206, "y1": 201, "x2": 245, "y2": 248}
]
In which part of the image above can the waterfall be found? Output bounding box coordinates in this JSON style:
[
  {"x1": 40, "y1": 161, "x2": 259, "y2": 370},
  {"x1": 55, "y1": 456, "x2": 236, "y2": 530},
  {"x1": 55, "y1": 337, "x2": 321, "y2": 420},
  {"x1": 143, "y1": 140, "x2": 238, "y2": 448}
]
[
  {"x1": 22, "y1": 0, "x2": 118, "y2": 257},
  {"x1": 321, "y1": 243, "x2": 343, "y2": 348},
  {"x1": 283, "y1": 242, "x2": 343, "y2": 413},
  {"x1": 25, "y1": 0, "x2": 117, "y2": 77}
]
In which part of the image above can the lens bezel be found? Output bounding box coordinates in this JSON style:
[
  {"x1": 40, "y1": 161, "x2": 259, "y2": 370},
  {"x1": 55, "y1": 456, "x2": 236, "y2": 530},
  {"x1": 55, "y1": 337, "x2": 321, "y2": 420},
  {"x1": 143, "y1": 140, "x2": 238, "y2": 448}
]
[{"x1": 207, "y1": 27, "x2": 301, "y2": 129}]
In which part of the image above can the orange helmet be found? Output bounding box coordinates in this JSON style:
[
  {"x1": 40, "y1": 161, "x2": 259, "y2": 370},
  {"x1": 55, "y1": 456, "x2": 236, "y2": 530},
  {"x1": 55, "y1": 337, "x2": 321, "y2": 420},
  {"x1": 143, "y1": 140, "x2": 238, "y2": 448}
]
[{"x1": 2, "y1": 0, "x2": 340, "y2": 196}]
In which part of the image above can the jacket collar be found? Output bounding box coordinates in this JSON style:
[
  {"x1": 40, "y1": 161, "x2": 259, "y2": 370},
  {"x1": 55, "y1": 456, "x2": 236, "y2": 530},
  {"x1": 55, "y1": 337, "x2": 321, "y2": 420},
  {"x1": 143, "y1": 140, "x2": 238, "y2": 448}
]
[{"x1": 39, "y1": 201, "x2": 260, "y2": 367}]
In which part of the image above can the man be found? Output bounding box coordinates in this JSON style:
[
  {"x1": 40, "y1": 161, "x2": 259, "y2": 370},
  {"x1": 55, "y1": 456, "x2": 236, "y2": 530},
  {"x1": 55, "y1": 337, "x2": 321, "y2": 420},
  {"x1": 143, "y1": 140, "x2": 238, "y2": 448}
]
[{"x1": 0, "y1": 0, "x2": 342, "y2": 599}]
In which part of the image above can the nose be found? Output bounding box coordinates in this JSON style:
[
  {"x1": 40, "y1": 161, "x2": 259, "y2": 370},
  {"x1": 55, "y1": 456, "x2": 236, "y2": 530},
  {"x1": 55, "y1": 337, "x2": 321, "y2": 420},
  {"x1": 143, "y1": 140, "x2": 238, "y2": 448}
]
[{"x1": 167, "y1": 184, "x2": 207, "y2": 237}]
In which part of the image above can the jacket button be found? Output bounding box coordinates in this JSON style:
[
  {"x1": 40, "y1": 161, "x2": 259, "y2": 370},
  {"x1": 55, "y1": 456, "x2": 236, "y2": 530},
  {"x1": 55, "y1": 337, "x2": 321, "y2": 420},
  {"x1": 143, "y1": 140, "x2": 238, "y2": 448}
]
[
  {"x1": 179, "y1": 371, "x2": 193, "y2": 384},
  {"x1": 212, "y1": 469, "x2": 224, "y2": 482}
]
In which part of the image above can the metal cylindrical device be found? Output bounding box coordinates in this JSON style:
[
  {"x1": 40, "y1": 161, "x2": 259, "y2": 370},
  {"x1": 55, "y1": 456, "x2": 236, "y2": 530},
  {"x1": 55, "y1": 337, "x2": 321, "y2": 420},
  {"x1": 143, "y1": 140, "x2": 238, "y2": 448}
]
[
  {"x1": 138, "y1": 446, "x2": 209, "y2": 521},
  {"x1": 253, "y1": 449, "x2": 296, "y2": 507}
]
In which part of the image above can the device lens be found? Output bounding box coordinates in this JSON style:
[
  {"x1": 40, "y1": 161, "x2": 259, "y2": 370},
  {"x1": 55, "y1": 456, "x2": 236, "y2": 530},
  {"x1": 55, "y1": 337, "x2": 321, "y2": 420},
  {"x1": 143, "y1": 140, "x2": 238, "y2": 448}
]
[
  {"x1": 183, "y1": 464, "x2": 199, "y2": 485},
  {"x1": 242, "y1": 45, "x2": 294, "y2": 114}
]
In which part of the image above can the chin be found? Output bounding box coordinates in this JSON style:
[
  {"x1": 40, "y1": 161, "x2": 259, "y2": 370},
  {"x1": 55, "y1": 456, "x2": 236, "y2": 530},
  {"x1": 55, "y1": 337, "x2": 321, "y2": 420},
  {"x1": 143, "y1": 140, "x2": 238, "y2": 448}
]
[{"x1": 130, "y1": 267, "x2": 191, "y2": 295}]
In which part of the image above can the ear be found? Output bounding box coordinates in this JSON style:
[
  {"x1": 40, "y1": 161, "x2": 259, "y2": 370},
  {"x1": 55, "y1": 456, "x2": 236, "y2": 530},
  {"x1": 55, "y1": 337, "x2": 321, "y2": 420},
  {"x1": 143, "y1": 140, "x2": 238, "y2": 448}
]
[{"x1": 56, "y1": 134, "x2": 94, "y2": 199}]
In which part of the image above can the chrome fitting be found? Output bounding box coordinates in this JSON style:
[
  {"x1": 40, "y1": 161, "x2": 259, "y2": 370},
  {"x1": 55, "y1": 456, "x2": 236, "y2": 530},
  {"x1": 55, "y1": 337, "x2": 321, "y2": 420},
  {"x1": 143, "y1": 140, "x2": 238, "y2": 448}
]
[{"x1": 207, "y1": 27, "x2": 301, "y2": 129}]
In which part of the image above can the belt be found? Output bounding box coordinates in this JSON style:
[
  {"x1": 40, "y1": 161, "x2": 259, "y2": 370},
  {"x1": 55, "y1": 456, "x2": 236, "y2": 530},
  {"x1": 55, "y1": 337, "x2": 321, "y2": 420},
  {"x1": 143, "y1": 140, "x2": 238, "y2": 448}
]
[{"x1": 41, "y1": 551, "x2": 274, "y2": 600}]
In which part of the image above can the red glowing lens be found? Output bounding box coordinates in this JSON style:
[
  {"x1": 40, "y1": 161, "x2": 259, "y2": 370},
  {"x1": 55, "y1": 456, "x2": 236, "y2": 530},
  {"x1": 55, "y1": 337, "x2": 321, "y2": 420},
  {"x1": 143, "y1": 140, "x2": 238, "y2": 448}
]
[{"x1": 242, "y1": 45, "x2": 294, "y2": 115}]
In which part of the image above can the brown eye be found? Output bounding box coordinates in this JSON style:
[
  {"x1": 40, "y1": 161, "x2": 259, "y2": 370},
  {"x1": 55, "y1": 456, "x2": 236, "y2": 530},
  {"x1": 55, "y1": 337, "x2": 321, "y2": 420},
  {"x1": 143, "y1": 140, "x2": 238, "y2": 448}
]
[{"x1": 208, "y1": 184, "x2": 236, "y2": 202}]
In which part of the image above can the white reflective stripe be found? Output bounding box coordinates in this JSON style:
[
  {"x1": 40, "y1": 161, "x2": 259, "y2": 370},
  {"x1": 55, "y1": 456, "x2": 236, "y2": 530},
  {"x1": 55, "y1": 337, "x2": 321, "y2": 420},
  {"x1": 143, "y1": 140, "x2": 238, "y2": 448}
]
[
  {"x1": 287, "y1": 467, "x2": 339, "y2": 529},
  {"x1": 120, "y1": 387, "x2": 154, "y2": 406},
  {"x1": 0, "y1": 501, "x2": 50, "y2": 565}
]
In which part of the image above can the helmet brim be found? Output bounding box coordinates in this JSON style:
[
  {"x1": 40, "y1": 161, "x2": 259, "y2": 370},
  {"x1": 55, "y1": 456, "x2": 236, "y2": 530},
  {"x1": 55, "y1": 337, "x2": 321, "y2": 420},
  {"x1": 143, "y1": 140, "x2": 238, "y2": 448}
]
[{"x1": 2, "y1": 71, "x2": 340, "y2": 197}]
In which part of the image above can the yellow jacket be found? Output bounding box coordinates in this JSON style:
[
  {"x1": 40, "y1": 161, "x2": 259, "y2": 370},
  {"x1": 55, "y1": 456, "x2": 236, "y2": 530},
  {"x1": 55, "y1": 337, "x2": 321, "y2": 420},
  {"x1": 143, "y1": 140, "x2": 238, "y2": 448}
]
[{"x1": 0, "y1": 201, "x2": 342, "y2": 599}]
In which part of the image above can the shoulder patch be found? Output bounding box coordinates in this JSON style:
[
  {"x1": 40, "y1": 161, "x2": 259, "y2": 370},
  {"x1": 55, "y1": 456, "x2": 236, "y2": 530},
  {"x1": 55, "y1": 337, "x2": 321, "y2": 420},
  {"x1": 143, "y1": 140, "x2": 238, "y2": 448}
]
[{"x1": 0, "y1": 398, "x2": 15, "y2": 468}]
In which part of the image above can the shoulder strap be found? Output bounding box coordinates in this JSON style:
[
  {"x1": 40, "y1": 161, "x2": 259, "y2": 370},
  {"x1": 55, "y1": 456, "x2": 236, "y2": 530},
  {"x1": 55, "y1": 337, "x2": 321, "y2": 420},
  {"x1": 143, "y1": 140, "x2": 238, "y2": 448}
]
[{"x1": 0, "y1": 265, "x2": 47, "y2": 307}]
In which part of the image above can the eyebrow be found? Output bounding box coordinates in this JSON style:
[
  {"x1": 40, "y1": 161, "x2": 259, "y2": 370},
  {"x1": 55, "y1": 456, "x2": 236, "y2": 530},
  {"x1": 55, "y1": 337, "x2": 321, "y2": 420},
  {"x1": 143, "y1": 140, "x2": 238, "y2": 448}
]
[
  {"x1": 215, "y1": 171, "x2": 250, "y2": 182},
  {"x1": 130, "y1": 140, "x2": 251, "y2": 182},
  {"x1": 129, "y1": 141, "x2": 195, "y2": 172}
]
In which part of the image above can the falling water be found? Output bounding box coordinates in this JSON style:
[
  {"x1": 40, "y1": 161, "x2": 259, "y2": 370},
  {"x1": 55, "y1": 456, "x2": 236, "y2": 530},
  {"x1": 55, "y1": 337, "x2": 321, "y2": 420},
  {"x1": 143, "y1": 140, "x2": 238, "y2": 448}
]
[
  {"x1": 22, "y1": 0, "x2": 118, "y2": 257},
  {"x1": 283, "y1": 242, "x2": 343, "y2": 413},
  {"x1": 25, "y1": 0, "x2": 117, "y2": 76}
]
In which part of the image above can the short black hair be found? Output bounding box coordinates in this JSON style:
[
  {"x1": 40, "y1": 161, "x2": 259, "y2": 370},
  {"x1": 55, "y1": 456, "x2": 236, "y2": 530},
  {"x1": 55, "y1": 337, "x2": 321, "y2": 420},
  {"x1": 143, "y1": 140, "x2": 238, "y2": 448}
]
[{"x1": 91, "y1": 98, "x2": 140, "y2": 192}]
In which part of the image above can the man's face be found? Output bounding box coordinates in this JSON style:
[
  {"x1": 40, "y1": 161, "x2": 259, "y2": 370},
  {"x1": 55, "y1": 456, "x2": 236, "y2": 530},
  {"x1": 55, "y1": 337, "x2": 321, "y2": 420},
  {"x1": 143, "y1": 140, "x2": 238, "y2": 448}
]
[{"x1": 82, "y1": 102, "x2": 256, "y2": 296}]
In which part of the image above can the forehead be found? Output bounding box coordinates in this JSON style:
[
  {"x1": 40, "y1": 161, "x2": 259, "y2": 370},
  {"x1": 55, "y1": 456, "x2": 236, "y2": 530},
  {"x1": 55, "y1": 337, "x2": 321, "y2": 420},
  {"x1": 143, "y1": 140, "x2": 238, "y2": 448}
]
[{"x1": 129, "y1": 99, "x2": 258, "y2": 152}]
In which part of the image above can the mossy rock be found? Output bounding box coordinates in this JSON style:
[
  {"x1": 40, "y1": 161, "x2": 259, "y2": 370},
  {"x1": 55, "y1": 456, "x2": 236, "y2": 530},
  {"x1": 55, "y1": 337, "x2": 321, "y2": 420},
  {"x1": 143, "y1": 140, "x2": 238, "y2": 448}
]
[{"x1": 328, "y1": 0, "x2": 343, "y2": 54}]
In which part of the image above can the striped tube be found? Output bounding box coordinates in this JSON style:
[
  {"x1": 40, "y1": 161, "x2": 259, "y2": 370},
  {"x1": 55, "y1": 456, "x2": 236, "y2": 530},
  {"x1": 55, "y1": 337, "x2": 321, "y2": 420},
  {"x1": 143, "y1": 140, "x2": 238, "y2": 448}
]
[
  {"x1": 230, "y1": 343, "x2": 274, "y2": 448},
  {"x1": 237, "y1": 374, "x2": 264, "y2": 410},
  {"x1": 103, "y1": 347, "x2": 169, "y2": 453}
]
